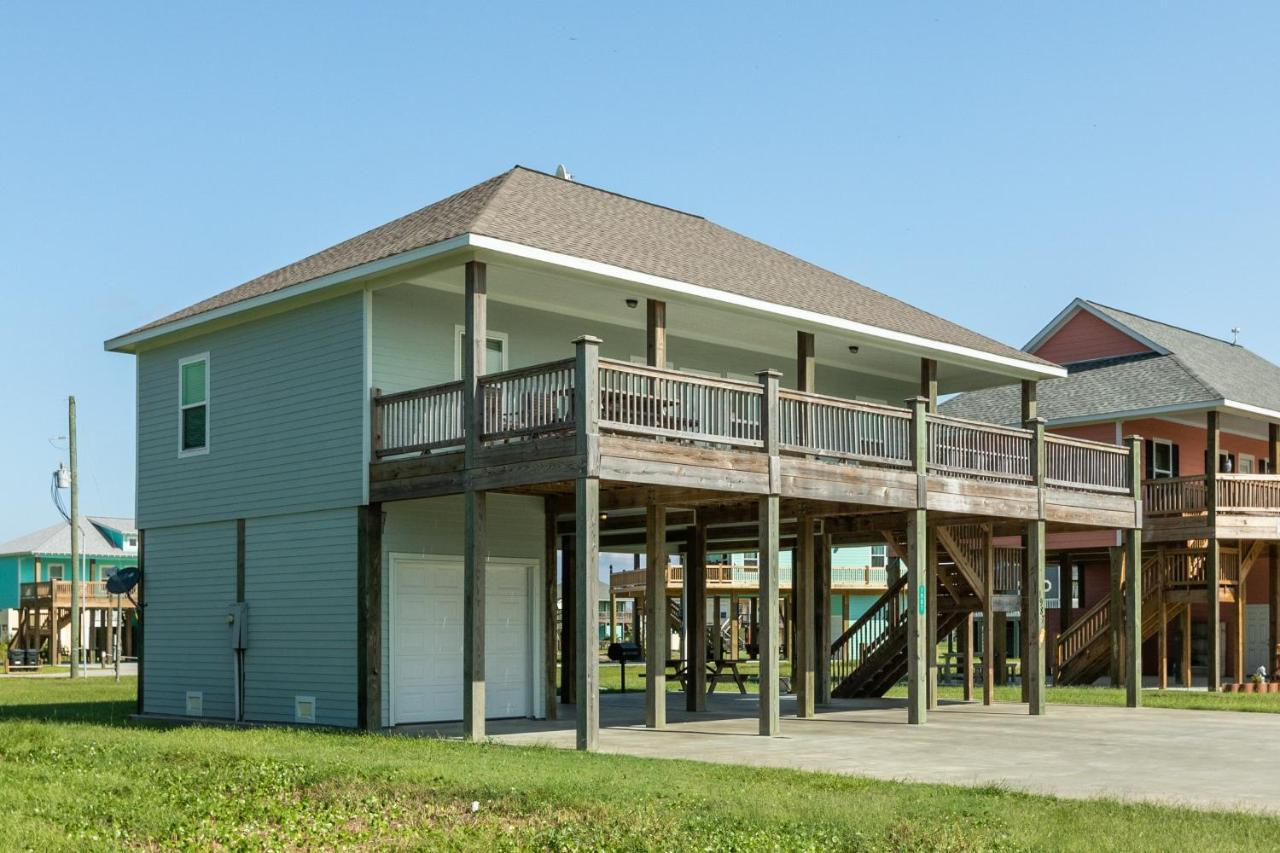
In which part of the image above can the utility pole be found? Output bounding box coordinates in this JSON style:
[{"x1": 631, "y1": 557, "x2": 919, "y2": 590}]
[{"x1": 69, "y1": 395, "x2": 81, "y2": 679}]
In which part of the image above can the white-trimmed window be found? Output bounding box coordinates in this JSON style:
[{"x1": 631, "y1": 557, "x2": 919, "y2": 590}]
[
  {"x1": 47, "y1": 563, "x2": 66, "y2": 580},
  {"x1": 453, "y1": 327, "x2": 508, "y2": 379},
  {"x1": 1151, "y1": 439, "x2": 1175, "y2": 479},
  {"x1": 870, "y1": 545, "x2": 887, "y2": 568},
  {"x1": 178, "y1": 354, "x2": 209, "y2": 456},
  {"x1": 1240, "y1": 454, "x2": 1255, "y2": 474}
]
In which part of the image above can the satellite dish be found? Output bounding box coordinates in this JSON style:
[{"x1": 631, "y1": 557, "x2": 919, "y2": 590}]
[{"x1": 106, "y1": 566, "x2": 141, "y2": 595}]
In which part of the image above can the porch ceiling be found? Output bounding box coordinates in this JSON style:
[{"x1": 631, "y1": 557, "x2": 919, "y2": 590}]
[{"x1": 403, "y1": 258, "x2": 1044, "y2": 397}]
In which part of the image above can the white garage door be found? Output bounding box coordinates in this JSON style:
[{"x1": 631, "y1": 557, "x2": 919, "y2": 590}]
[{"x1": 392, "y1": 556, "x2": 535, "y2": 725}]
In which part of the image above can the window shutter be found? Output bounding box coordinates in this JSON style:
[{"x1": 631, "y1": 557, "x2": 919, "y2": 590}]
[
  {"x1": 1171, "y1": 444, "x2": 1180, "y2": 477},
  {"x1": 1143, "y1": 439, "x2": 1154, "y2": 480}
]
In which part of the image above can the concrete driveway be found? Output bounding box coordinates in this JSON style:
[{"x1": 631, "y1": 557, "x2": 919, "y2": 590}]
[{"x1": 404, "y1": 692, "x2": 1280, "y2": 815}]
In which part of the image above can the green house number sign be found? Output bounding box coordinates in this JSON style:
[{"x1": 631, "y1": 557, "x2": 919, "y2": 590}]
[{"x1": 918, "y1": 585, "x2": 926, "y2": 615}]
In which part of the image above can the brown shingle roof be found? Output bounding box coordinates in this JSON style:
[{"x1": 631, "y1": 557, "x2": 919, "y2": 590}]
[{"x1": 117, "y1": 167, "x2": 1053, "y2": 368}]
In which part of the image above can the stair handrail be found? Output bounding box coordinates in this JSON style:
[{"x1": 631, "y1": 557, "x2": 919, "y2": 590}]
[
  {"x1": 830, "y1": 573, "x2": 908, "y2": 654},
  {"x1": 1055, "y1": 553, "x2": 1160, "y2": 669}
]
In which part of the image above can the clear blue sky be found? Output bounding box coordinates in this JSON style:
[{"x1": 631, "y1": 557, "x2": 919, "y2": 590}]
[{"x1": 2, "y1": 4, "x2": 1278, "y2": 541}]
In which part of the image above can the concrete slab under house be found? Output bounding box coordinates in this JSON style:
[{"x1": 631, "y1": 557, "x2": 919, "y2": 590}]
[{"x1": 106, "y1": 166, "x2": 1146, "y2": 749}]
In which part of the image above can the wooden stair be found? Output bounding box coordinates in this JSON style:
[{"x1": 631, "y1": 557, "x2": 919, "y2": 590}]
[
  {"x1": 829, "y1": 526, "x2": 987, "y2": 699},
  {"x1": 1055, "y1": 554, "x2": 1174, "y2": 685}
]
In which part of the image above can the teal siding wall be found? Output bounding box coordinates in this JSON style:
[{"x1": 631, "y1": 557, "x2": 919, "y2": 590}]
[
  {"x1": 142, "y1": 522, "x2": 237, "y2": 719},
  {"x1": 136, "y1": 292, "x2": 367, "y2": 529},
  {"x1": 0, "y1": 556, "x2": 19, "y2": 610},
  {"x1": 243, "y1": 508, "x2": 358, "y2": 727},
  {"x1": 379, "y1": 494, "x2": 545, "y2": 724}
]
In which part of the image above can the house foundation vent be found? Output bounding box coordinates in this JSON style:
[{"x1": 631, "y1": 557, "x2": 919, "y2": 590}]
[
  {"x1": 185, "y1": 691, "x2": 204, "y2": 717},
  {"x1": 295, "y1": 695, "x2": 316, "y2": 724}
]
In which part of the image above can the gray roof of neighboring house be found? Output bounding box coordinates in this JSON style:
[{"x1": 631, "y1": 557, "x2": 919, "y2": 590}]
[
  {"x1": 117, "y1": 166, "x2": 1053, "y2": 369},
  {"x1": 0, "y1": 517, "x2": 136, "y2": 560},
  {"x1": 943, "y1": 301, "x2": 1280, "y2": 424}
]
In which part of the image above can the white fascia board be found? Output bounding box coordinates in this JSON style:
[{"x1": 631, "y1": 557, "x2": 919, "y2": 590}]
[
  {"x1": 468, "y1": 234, "x2": 1065, "y2": 381},
  {"x1": 1221, "y1": 399, "x2": 1280, "y2": 424},
  {"x1": 1045, "y1": 398, "x2": 1280, "y2": 429},
  {"x1": 1045, "y1": 400, "x2": 1220, "y2": 427},
  {"x1": 103, "y1": 234, "x2": 473, "y2": 352}
]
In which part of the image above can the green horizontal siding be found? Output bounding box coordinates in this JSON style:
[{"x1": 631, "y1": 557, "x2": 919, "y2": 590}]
[
  {"x1": 142, "y1": 521, "x2": 237, "y2": 719},
  {"x1": 136, "y1": 292, "x2": 367, "y2": 529},
  {"x1": 243, "y1": 508, "x2": 358, "y2": 727}
]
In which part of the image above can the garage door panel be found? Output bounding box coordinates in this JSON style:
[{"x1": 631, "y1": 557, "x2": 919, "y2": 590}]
[{"x1": 392, "y1": 557, "x2": 534, "y2": 725}]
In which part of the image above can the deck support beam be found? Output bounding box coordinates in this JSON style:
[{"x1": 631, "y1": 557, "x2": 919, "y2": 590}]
[
  {"x1": 795, "y1": 514, "x2": 815, "y2": 718},
  {"x1": 906, "y1": 394, "x2": 929, "y2": 725},
  {"x1": 356, "y1": 504, "x2": 382, "y2": 731},
  {"x1": 573, "y1": 335, "x2": 602, "y2": 751},
  {"x1": 575, "y1": 476, "x2": 600, "y2": 751},
  {"x1": 462, "y1": 489, "x2": 487, "y2": 740},
  {"x1": 1206, "y1": 411, "x2": 1222, "y2": 691},
  {"x1": 926, "y1": 527, "x2": 938, "y2": 711},
  {"x1": 1124, "y1": 529, "x2": 1143, "y2": 707},
  {"x1": 757, "y1": 368, "x2": 782, "y2": 736},
  {"x1": 461, "y1": 259, "x2": 488, "y2": 741},
  {"x1": 1109, "y1": 546, "x2": 1124, "y2": 687},
  {"x1": 1026, "y1": 519, "x2": 1047, "y2": 714},
  {"x1": 686, "y1": 519, "x2": 708, "y2": 712},
  {"x1": 646, "y1": 502, "x2": 669, "y2": 724},
  {"x1": 920, "y1": 359, "x2": 938, "y2": 413},
  {"x1": 542, "y1": 497, "x2": 558, "y2": 721},
  {"x1": 816, "y1": 530, "x2": 832, "y2": 704},
  {"x1": 983, "y1": 525, "x2": 994, "y2": 705}
]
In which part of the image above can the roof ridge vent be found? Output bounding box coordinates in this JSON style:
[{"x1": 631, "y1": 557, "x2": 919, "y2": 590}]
[{"x1": 554, "y1": 164, "x2": 573, "y2": 181}]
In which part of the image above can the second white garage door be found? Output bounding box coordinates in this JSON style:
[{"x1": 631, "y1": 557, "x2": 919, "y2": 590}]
[{"x1": 391, "y1": 555, "x2": 536, "y2": 725}]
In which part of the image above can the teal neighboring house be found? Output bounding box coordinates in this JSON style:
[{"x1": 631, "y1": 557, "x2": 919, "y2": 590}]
[{"x1": 0, "y1": 516, "x2": 138, "y2": 613}]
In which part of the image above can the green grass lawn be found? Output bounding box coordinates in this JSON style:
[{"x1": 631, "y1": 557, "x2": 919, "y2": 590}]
[{"x1": 2, "y1": 678, "x2": 1280, "y2": 849}]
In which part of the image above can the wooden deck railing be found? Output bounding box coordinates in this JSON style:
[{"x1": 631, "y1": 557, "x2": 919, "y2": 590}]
[
  {"x1": 597, "y1": 359, "x2": 763, "y2": 448},
  {"x1": 1216, "y1": 475, "x2": 1280, "y2": 513},
  {"x1": 1143, "y1": 476, "x2": 1207, "y2": 515},
  {"x1": 926, "y1": 414, "x2": 1033, "y2": 484},
  {"x1": 21, "y1": 580, "x2": 115, "y2": 603},
  {"x1": 371, "y1": 352, "x2": 1134, "y2": 496},
  {"x1": 1144, "y1": 474, "x2": 1280, "y2": 516},
  {"x1": 1045, "y1": 434, "x2": 1131, "y2": 494},
  {"x1": 778, "y1": 390, "x2": 912, "y2": 467},
  {"x1": 477, "y1": 359, "x2": 576, "y2": 442},
  {"x1": 373, "y1": 380, "x2": 465, "y2": 458},
  {"x1": 1162, "y1": 547, "x2": 1240, "y2": 586}
]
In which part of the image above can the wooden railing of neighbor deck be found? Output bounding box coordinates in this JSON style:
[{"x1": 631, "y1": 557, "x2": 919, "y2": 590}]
[
  {"x1": 1143, "y1": 474, "x2": 1280, "y2": 516},
  {"x1": 371, "y1": 355, "x2": 1134, "y2": 495},
  {"x1": 1215, "y1": 475, "x2": 1280, "y2": 513},
  {"x1": 1143, "y1": 476, "x2": 1208, "y2": 515}
]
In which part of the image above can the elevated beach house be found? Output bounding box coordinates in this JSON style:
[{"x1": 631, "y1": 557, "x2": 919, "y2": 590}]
[
  {"x1": 946, "y1": 300, "x2": 1280, "y2": 691},
  {"x1": 106, "y1": 167, "x2": 1141, "y2": 748},
  {"x1": 0, "y1": 516, "x2": 138, "y2": 664}
]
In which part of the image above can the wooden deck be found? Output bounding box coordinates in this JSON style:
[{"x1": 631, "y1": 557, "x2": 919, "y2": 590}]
[
  {"x1": 20, "y1": 580, "x2": 125, "y2": 608},
  {"x1": 1144, "y1": 474, "x2": 1280, "y2": 542},
  {"x1": 370, "y1": 352, "x2": 1140, "y2": 532}
]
